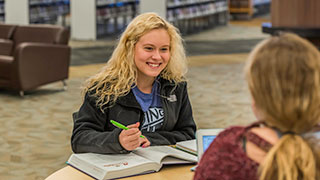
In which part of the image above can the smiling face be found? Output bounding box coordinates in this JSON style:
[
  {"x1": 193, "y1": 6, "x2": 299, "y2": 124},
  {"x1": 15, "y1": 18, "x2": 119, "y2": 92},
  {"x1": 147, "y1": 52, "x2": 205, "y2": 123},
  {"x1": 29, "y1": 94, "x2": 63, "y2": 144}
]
[{"x1": 134, "y1": 28, "x2": 171, "y2": 83}]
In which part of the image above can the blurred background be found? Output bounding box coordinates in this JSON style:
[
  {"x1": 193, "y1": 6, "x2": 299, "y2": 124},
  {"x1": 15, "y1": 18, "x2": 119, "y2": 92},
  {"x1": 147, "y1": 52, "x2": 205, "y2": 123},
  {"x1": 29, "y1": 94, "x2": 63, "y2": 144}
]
[{"x1": 1, "y1": 0, "x2": 319, "y2": 179}]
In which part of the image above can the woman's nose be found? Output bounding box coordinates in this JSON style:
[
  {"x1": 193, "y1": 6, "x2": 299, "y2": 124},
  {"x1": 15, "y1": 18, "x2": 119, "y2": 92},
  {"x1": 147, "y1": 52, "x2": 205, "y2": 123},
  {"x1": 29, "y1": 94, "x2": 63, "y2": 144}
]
[{"x1": 152, "y1": 50, "x2": 161, "y2": 60}]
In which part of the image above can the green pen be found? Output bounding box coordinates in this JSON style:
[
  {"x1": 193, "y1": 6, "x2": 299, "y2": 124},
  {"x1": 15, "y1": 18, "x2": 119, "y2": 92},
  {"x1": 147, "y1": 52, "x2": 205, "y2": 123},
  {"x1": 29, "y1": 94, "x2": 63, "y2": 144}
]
[{"x1": 110, "y1": 120, "x2": 145, "y2": 138}]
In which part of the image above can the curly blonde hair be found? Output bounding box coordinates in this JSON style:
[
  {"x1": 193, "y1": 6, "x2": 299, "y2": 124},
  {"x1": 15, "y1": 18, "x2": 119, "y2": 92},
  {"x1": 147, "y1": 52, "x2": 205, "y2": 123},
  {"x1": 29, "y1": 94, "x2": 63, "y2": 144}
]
[
  {"x1": 245, "y1": 33, "x2": 320, "y2": 180},
  {"x1": 83, "y1": 13, "x2": 187, "y2": 110}
]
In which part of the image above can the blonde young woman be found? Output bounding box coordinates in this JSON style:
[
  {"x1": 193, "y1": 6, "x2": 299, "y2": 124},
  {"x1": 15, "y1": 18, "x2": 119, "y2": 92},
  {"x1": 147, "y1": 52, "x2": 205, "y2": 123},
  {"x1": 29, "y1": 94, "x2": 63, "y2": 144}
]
[
  {"x1": 194, "y1": 33, "x2": 320, "y2": 180},
  {"x1": 71, "y1": 13, "x2": 196, "y2": 154}
]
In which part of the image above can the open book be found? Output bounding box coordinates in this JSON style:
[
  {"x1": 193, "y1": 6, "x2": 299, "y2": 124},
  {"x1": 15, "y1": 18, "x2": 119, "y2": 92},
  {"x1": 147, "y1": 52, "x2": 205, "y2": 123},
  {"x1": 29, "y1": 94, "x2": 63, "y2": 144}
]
[
  {"x1": 175, "y1": 139, "x2": 197, "y2": 156},
  {"x1": 67, "y1": 145, "x2": 197, "y2": 180}
]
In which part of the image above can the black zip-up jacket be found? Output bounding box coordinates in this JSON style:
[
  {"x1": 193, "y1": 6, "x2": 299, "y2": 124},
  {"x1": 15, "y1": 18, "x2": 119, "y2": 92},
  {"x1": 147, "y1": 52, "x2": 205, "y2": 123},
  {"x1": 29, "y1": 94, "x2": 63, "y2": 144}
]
[{"x1": 71, "y1": 78, "x2": 196, "y2": 154}]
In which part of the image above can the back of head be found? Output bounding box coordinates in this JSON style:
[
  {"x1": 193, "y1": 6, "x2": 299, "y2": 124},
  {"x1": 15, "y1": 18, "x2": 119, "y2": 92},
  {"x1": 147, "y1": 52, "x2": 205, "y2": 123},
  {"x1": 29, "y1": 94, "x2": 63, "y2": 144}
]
[{"x1": 245, "y1": 33, "x2": 320, "y2": 180}]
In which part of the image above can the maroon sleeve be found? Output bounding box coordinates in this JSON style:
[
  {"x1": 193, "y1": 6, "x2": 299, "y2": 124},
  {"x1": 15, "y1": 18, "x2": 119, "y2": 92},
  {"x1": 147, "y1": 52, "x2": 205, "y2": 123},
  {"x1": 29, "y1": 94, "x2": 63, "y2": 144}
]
[{"x1": 193, "y1": 126, "x2": 259, "y2": 180}]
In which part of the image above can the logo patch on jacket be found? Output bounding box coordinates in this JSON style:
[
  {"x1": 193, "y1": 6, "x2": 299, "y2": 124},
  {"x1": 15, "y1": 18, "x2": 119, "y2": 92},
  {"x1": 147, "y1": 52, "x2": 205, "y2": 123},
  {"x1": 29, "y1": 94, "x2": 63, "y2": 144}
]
[
  {"x1": 167, "y1": 94, "x2": 177, "y2": 102},
  {"x1": 141, "y1": 107, "x2": 164, "y2": 132}
]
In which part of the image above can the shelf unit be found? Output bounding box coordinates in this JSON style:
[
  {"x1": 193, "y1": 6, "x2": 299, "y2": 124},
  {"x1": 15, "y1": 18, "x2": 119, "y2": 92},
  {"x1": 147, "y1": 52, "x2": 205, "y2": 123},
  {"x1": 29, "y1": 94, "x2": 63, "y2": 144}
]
[
  {"x1": 0, "y1": 0, "x2": 4, "y2": 22},
  {"x1": 229, "y1": 0, "x2": 270, "y2": 19},
  {"x1": 71, "y1": 0, "x2": 138, "y2": 40},
  {"x1": 71, "y1": 0, "x2": 228, "y2": 40},
  {"x1": 166, "y1": 0, "x2": 229, "y2": 35},
  {"x1": 5, "y1": 0, "x2": 70, "y2": 26},
  {"x1": 96, "y1": 0, "x2": 138, "y2": 37},
  {"x1": 29, "y1": 0, "x2": 70, "y2": 25}
]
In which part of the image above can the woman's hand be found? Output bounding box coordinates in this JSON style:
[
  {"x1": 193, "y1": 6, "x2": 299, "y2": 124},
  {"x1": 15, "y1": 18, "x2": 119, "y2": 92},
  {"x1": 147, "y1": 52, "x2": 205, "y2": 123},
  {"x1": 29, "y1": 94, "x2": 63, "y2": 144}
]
[
  {"x1": 140, "y1": 135, "x2": 151, "y2": 148},
  {"x1": 119, "y1": 122, "x2": 150, "y2": 151}
]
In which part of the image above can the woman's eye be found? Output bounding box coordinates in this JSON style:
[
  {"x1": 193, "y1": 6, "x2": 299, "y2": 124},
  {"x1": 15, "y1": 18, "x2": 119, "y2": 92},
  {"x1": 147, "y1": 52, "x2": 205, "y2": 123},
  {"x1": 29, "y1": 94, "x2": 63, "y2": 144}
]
[
  {"x1": 161, "y1": 48, "x2": 169, "y2": 52},
  {"x1": 144, "y1": 47, "x2": 153, "y2": 51}
]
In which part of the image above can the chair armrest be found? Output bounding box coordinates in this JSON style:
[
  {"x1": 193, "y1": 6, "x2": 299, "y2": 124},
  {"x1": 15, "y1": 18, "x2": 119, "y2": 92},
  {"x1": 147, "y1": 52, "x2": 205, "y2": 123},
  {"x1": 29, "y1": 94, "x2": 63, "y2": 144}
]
[
  {"x1": 0, "y1": 39, "x2": 14, "y2": 56},
  {"x1": 11, "y1": 42, "x2": 71, "y2": 91}
]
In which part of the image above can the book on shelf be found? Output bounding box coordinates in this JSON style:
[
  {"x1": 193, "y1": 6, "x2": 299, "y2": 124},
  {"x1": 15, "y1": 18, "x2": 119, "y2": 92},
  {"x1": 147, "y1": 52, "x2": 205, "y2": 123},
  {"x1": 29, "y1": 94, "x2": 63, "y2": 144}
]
[{"x1": 67, "y1": 144, "x2": 197, "y2": 180}]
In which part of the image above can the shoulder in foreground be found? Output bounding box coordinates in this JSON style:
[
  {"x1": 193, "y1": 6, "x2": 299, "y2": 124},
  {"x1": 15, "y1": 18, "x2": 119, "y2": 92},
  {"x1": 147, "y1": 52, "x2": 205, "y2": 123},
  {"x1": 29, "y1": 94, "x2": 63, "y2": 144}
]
[{"x1": 215, "y1": 126, "x2": 248, "y2": 140}]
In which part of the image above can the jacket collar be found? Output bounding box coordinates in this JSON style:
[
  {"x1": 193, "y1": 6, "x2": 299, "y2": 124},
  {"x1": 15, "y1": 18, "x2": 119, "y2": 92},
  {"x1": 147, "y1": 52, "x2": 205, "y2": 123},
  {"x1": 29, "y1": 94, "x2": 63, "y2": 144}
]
[
  {"x1": 116, "y1": 91, "x2": 141, "y2": 109},
  {"x1": 116, "y1": 77, "x2": 176, "y2": 109},
  {"x1": 157, "y1": 77, "x2": 176, "y2": 90}
]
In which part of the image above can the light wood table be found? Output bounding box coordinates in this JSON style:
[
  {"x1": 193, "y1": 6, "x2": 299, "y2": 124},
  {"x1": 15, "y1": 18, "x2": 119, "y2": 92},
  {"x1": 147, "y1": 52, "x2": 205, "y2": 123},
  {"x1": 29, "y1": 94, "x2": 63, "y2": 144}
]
[{"x1": 46, "y1": 164, "x2": 195, "y2": 180}]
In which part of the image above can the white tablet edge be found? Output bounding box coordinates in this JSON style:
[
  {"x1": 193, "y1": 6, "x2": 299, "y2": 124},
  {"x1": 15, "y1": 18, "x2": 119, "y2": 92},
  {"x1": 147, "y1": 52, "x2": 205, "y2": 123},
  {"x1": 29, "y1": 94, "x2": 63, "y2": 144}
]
[{"x1": 196, "y1": 128, "x2": 224, "y2": 161}]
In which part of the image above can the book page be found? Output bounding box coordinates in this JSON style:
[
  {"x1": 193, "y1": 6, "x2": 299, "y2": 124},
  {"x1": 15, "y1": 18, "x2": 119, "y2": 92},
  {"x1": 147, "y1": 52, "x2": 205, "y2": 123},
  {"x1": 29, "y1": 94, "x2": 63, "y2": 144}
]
[
  {"x1": 176, "y1": 139, "x2": 196, "y2": 151},
  {"x1": 133, "y1": 146, "x2": 197, "y2": 165},
  {"x1": 176, "y1": 139, "x2": 197, "y2": 155},
  {"x1": 161, "y1": 156, "x2": 195, "y2": 165}
]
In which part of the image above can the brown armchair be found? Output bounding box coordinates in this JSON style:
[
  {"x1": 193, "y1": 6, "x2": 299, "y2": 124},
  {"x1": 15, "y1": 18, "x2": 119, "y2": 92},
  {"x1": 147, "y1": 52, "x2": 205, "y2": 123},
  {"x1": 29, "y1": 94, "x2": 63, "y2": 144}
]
[
  {"x1": 0, "y1": 24, "x2": 16, "y2": 56},
  {"x1": 0, "y1": 24, "x2": 71, "y2": 96}
]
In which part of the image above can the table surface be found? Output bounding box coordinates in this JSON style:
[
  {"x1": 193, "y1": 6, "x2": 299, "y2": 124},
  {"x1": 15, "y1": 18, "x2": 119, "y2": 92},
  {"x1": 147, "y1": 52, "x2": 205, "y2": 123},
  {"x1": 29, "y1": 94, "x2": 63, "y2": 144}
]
[{"x1": 45, "y1": 164, "x2": 195, "y2": 180}]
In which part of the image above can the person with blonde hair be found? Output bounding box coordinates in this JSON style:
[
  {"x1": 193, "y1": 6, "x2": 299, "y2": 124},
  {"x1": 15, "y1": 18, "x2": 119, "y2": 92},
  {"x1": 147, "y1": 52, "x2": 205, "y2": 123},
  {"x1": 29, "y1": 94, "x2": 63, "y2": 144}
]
[
  {"x1": 194, "y1": 33, "x2": 320, "y2": 180},
  {"x1": 71, "y1": 13, "x2": 196, "y2": 154}
]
